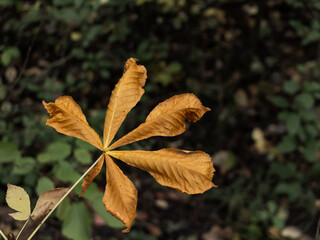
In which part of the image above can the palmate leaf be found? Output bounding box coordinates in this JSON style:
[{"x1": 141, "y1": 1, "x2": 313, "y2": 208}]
[
  {"x1": 103, "y1": 58, "x2": 147, "y2": 149},
  {"x1": 108, "y1": 93, "x2": 210, "y2": 150},
  {"x1": 43, "y1": 96, "x2": 103, "y2": 150},
  {"x1": 109, "y1": 149, "x2": 215, "y2": 194},
  {"x1": 43, "y1": 58, "x2": 215, "y2": 232}
]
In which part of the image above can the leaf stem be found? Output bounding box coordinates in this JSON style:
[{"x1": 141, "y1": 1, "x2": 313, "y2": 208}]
[
  {"x1": 27, "y1": 155, "x2": 103, "y2": 240},
  {"x1": 0, "y1": 229, "x2": 8, "y2": 240},
  {"x1": 16, "y1": 218, "x2": 30, "y2": 240}
]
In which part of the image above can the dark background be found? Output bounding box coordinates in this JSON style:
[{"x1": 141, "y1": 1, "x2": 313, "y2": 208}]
[{"x1": 1, "y1": 0, "x2": 320, "y2": 239}]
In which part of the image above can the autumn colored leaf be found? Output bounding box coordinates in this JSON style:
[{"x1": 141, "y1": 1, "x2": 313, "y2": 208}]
[
  {"x1": 31, "y1": 201, "x2": 53, "y2": 221},
  {"x1": 31, "y1": 188, "x2": 69, "y2": 221},
  {"x1": 103, "y1": 154, "x2": 137, "y2": 232},
  {"x1": 80, "y1": 154, "x2": 104, "y2": 197},
  {"x1": 103, "y1": 58, "x2": 147, "y2": 149},
  {"x1": 108, "y1": 93, "x2": 210, "y2": 150},
  {"x1": 6, "y1": 183, "x2": 69, "y2": 223},
  {"x1": 109, "y1": 149, "x2": 215, "y2": 194},
  {"x1": 43, "y1": 96, "x2": 103, "y2": 150},
  {"x1": 6, "y1": 184, "x2": 31, "y2": 221},
  {"x1": 43, "y1": 58, "x2": 214, "y2": 232}
]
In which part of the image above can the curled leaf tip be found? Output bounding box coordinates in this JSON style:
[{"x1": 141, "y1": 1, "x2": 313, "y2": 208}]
[{"x1": 125, "y1": 58, "x2": 139, "y2": 69}]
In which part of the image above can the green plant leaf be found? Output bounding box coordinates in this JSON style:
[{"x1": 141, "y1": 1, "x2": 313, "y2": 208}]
[
  {"x1": 53, "y1": 0, "x2": 73, "y2": 6},
  {"x1": 75, "y1": 139, "x2": 97, "y2": 151},
  {"x1": 305, "y1": 124, "x2": 318, "y2": 138},
  {"x1": 298, "y1": 109, "x2": 317, "y2": 122},
  {"x1": 168, "y1": 61, "x2": 182, "y2": 73},
  {"x1": 155, "y1": 73, "x2": 172, "y2": 86},
  {"x1": 46, "y1": 142, "x2": 72, "y2": 161},
  {"x1": 1, "y1": 47, "x2": 21, "y2": 66},
  {"x1": 314, "y1": 92, "x2": 320, "y2": 99},
  {"x1": 37, "y1": 152, "x2": 53, "y2": 163},
  {"x1": 12, "y1": 157, "x2": 35, "y2": 175},
  {"x1": 0, "y1": 85, "x2": 6, "y2": 101},
  {"x1": 300, "y1": 141, "x2": 318, "y2": 162},
  {"x1": 297, "y1": 127, "x2": 307, "y2": 142},
  {"x1": 294, "y1": 93, "x2": 314, "y2": 109},
  {"x1": 56, "y1": 196, "x2": 71, "y2": 221},
  {"x1": 62, "y1": 202, "x2": 93, "y2": 240},
  {"x1": 74, "y1": 148, "x2": 92, "y2": 164},
  {"x1": 52, "y1": 8, "x2": 81, "y2": 25},
  {"x1": 271, "y1": 96, "x2": 289, "y2": 108},
  {"x1": 285, "y1": 114, "x2": 300, "y2": 136},
  {"x1": 284, "y1": 80, "x2": 299, "y2": 94},
  {"x1": 274, "y1": 182, "x2": 301, "y2": 201},
  {"x1": 0, "y1": 141, "x2": 21, "y2": 163},
  {"x1": 272, "y1": 216, "x2": 285, "y2": 229},
  {"x1": 125, "y1": 230, "x2": 157, "y2": 240},
  {"x1": 56, "y1": 162, "x2": 81, "y2": 182},
  {"x1": 304, "y1": 81, "x2": 320, "y2": 92},
  {"x1": 277, "y1": 136, "x2": 296, "y2": 153},
  {"x1": 36, "y1": 177, "x2": 55, "y2": 195},
  {"x1": 81, "y1": 183, "x2": 125, "y2": 229},
  {"x1": 0, "y1": 0, "x2": 13, "y2": 7},
  {"x1": 270, "y1": 162, "x2": 296, "y2": 179},
  {"x1": 302, "y1": 31, "x2": 320, "y2": 45},
  {"x1": 277, "y1": 111, "x2": 291, "y2": 121},
  {"x1": 267, "y1": 201, "x2": 276, "y2": 214}
]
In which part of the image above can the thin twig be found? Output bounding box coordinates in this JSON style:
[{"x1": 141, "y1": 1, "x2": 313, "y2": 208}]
[
  {"x1": 0, "y1": 229, "x2": 8, "y2": 240},
  {"x1": 27, "y1": 155, "x2": 103, "y2": 240},
  {"x1": 16, "y1": 218, "x2": 30, "y2": 240}
]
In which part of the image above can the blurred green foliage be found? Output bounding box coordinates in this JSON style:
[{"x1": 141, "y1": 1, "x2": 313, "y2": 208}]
[{"x1": 1, "y1": 0, "x2": 320, "y2": 239}]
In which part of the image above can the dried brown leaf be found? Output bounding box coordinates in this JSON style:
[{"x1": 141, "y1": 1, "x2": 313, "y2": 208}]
[
  {"x1": 42, "y1": 58, "x2": 214, "y2": 233},
  {"x1": 108, "y1": 93, "x2": 210, "y2": 150},
  {"x1": 31, "y1": 201, "x2": 53, "y2": 221},
  {"x1": 31, "y1": 188, "x2": 69, "y2": 220},
  {"x1": 43, "y1": 96, "x2": 103, "y2": 150},
  {"x1": 80, "y1": 154, "x2": 104, "y2": 197},
  {"x1": 109, "y1": 148, "x2": 215, "y2": 194},
  {"x1": 103, "y1": 58, "x2": 147, "y2": 149},
  {"x1": 103, "y1": 154, "x2": 138, "y2": 232}
]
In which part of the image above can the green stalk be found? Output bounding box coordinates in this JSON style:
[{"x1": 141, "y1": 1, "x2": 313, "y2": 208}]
[
  {"x1": 0, "y1": 229, "x2": 7, "y2": 240},
  {"x1": 27, "y1": 155, "x2": 103, "y2": 240}
]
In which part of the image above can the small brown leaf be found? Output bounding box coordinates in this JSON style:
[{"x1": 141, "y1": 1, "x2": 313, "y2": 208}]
[
  {"x1": 103, "y1": 154, "x2": 138, "y2": 232},
  {"x1": 43, "y1": 96, "x2": 103, "y2": 150},
  {"x1": 31, "y1": 201, "x2": 53, "y2": 221},
  {"x1": 103, "y1": 58, "x2": 147, "y2": 149},
  {"x1": 31, "y1": 188, "x2": 68, "y2": 220},
  {"x1": 108, "y1": 93, "x2": 210, "y2": 150},
  {"x1": 109, "y1": 148, "x2": 215, "y2": 194},
  {"x1": 80, "y1": 154, "x2": 104, "y2": 197}
]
